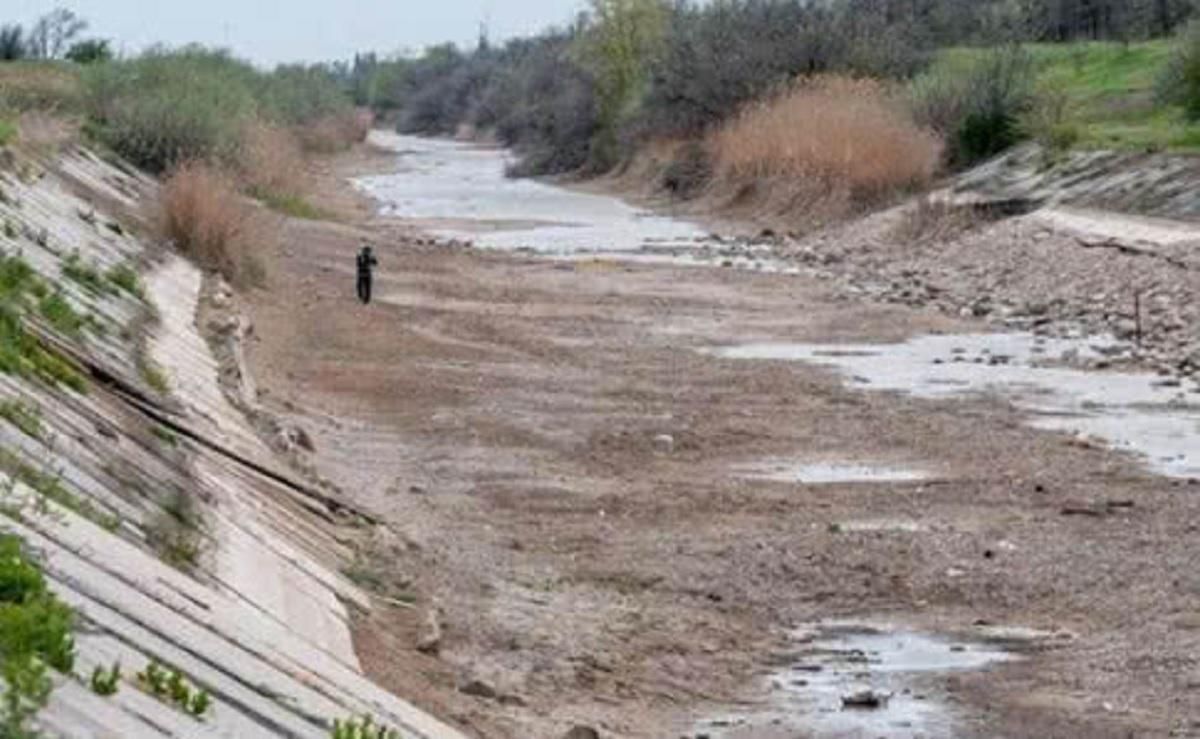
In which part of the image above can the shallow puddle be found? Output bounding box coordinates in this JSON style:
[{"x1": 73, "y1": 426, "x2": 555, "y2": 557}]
[
  {"x1": 740, "y1": 461, "x2": 930, "y2": 484},
  {"x1": 701, "y1": 624, "x2": 1012, "y2": 738},
  {"x1": 717, "y1": 333, "x2": 1200, "y2": 478}
]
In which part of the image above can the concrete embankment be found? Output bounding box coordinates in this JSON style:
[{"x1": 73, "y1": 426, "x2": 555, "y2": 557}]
[{"x1": 0, "y1": 144, "x2": 465, "y2": 737}]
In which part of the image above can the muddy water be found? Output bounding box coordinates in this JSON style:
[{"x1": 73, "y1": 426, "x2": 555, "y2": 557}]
[
  {"x1": 718, "y1": 332, "x2": 1200, "y2": 479},
  {"x1": 358, "y1": 132, "x2": 802, "y2": 271},
  {"x1": 702, "y1": 624, "x2": 1014, "y2": 738}
]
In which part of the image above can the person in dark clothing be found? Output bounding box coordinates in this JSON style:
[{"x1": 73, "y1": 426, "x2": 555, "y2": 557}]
[{"x1": 356, "y1": 243, "x2": 378, "y2": 304}]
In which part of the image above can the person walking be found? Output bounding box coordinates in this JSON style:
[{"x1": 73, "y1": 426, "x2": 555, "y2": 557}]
[{"x1": 356, "y1": 242, "x2": 378, "y2": 305}]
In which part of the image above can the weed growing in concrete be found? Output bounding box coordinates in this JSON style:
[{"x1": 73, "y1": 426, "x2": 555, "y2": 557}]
[
  {"x1": 331, "y1": 715, "x2": 401, "y2": 739},
  {"x1": 151, "y1": 425, "x2": 178, "y2": 447},
  {"x1": 136, "y1": 661, "x2": 212, "y2": 719},
  {"x1": 0, "y1": 534, "x2": 76, "y2": 736},
  {"x1": 137, "y1": 354, "x2": 169, "y2": 395},
  {"x1": 62, "y1": 251, "x2": 112, "y2": 296},
  {"x1": 0, "y1": 400, "x2": 42, "y2": 440},
  {"x1": 89, "y1": 662, "x2": 120, "y2": 696},
  {"x1": 105, "y1": 262, "x2": 143, "y2": 298},
  {"x1": 38, "y1": 291, "x2": 84, "y2": 337},
  {"x1": 146, "y1": 490, "x2": 201, "y2": 571},
  {"x1": 0, "y1": 447, "x2": 119, "y2": 530}
]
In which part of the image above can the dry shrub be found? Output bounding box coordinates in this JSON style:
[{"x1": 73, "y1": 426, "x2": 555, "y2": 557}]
[
  {"x1": 892, "y1": 195, "x2": 981, "y2": 243},
  {"x1": 296, "y1": 109, "x2": 372, "y2": 153},
  {"x1": 708, "y1": 76, "x2": 942, "y2": 223},
  {"x1": 237, "y1": 121, "x2": 306, "y2": 198},
  {"x1": 156, "y1": 161, "x2": 268, "y2": 287}
]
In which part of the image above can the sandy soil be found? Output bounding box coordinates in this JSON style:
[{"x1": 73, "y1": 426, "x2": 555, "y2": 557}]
[{"x1": 235, "y1": 141, "x2": 1200, "y2": 738}]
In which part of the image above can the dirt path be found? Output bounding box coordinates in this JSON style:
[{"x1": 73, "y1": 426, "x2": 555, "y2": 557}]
[{"x1": 236, "y1": 142, "x2": 1200, "y2": 738}]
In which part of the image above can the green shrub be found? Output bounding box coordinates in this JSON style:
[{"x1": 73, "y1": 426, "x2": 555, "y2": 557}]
[
  {"x1": 910, "y1": 46, "x2": 1036, "y2": 167},
  {"x1": 0, "y1": 535, "x2": 76, "y2": 737},
  {"x1": 82, "y1": 48, "x2": 260, "y2": 173},
  {"x1": 1157, "y1": 20, "x2": 1200, "y2": 120},
  {"x1": 0, "y1": 119, "x2": 15, "y2": 147}
]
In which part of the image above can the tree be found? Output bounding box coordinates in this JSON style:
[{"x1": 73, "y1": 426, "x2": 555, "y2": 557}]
[
  {"x1": 0, "y1": 25, "x2": 25, "y2": 61},
  {"x1": 66, "y1": 39, "x2": 111, "y2": 64},
  {"x1": 26, "y1": 8, "x2": 88, "y2": 60},
  {"x1": 576, "y1": 0, "x2": 669, "y2": 166}
]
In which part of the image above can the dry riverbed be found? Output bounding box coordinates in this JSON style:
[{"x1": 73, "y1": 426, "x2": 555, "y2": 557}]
[{"x1": 230, "y1": 137, "x2": 1200, "y2": 738}]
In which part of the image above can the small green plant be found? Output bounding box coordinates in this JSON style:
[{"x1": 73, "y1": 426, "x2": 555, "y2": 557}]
[
  {"x1": 138, "y1": 354, "x2": 169, "y2": 394},
  {"x1": 0, "y1": 535, "x2": 76, "y2": 736},
  {"x1": 2, "y1": 220, "x2": 16, "y2": 240},
  {"x1": 137, "y1": 660, "x2": 168, "y2": 697},
  {"x1": 251, "y1": 189, "x2": 326, "y2": 220},
  {"x1": 105, "y1": 263, "x2": 143, "y2": 298},
  {"x1": 331, "y1": 715, "x2": 401, "y2": 739},
  {"x1": 61, "y1": 251, "x2": 112, "y2": 296},
  {"x1": 146, "y1": 491, "x2": 202, "y2": 571},
  {"x1": 151, "y1": 425, "x2": 179, "y2": 447},
  {"x1": 90, "y1": 662, "x2": 121, "y2": 696},
  {"x1": 136, "y1": 661, "x2": 211, "y2": 719},
  {"x1": 38, "y1": 291, "x2": 85, "y2": 337},
  {"x1": 188, "y1": 689, "x2": 211, "y2": 718},
  {"x1": 0, "y1": 119, "x2": 15, "y2": 147},
  {"x1": 0, "y1": 400, "x2": 41, "y2": 440},
  {"x1": 0, "y1": 448, "x2": 119, "y2": 530},
  {"x1": 167, "y1": 668, "x2": 190, "y2": 706}
]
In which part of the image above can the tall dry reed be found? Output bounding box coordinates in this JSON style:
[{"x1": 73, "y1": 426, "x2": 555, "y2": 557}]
[{"x1": 709, "y1": 76, "x2": 942, "y2": 209}]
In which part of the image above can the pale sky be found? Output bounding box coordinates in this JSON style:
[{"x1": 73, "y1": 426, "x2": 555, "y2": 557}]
[{"x1": 8, "y1": 1, "x2": 585, "y2": 66}]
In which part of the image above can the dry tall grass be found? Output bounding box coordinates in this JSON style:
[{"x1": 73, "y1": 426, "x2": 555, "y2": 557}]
[
  {"x1": 708, "y1": 76, "x2": 942, "y2": 223},
  {"x1": 237, "y1": 121, "x2": 306, "y2": 199},
  {"x1": 296, "y1": 109, "x2": 373, "y2": 153},
  {"x1": 155, "y1": 162, "x2": 268, "y2": 286}
]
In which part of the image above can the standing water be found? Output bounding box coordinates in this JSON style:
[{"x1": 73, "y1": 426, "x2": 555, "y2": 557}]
[
  {"x1": 717, "y1": 333, "x2": 1200, "y2": 479},
  {"x1": 356, "y1": 132, "x2": 799, "y2": 271}
]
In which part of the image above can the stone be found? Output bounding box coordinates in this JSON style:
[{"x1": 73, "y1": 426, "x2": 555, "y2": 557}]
[
  {"x1": 652, "y1": 434, "x2": 675, "y2": 455},
  {"x1": 842, "y1": 689, "x2": 890, "y2": 709},
  {"x1": 417, "y1": 607, "x2": 442, "y2": 656},
  {"x1": 459, "y1": 679, "x2": 497, "y2": 700}
]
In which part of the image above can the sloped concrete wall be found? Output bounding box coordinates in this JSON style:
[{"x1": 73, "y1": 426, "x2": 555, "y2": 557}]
[{"x1": 0, "y1": 146, "x2": 463, "y2": 738}]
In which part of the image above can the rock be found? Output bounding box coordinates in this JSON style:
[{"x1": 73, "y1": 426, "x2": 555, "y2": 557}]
[
  {"x1": 459, "y1": 679, "x2": 497, "y2": 700},
  {"x1": 417, "y1": 607, "x2": 442, "y2": 656},
  {"x1": 652, "y1": 434, "x2": 675, "y2": 455},
  {"x1": 562, "y1": 727, "x2": 600, "y2": 739},
  {"x1": 842, "y1": 689, "x2": 890, "y2": 709}
]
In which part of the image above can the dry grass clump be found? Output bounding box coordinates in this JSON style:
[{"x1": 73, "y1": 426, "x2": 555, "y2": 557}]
[
  {"x1": 0, "y1": 62, "x2": 82, "y2": 114},
  {"x1": 237, "y1": 121, "x2": 306, "y2": 199},
  {"x1": 155, "y1": 162, "x2": 268, "y2": 286},
  {"x1": 296, "y1": 109, "x2": 373, "y2": 154},
  {"x1": 708, "y1": 76, "x2": 942, "y2": 222}
]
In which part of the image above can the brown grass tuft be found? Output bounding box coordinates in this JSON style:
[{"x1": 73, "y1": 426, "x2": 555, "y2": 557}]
[
  {"x1": 296, "y1": 109, "x2": 373, "y2": 153},
  {"x1": 708, "y1": 76, "x2": 942, "y2": 225},
  {"x1": 237, "y1": 121, "x2": 306, "y2": 199},
  {"x1": 155, "y1": 162, "x2": 269, "y2": 287}
]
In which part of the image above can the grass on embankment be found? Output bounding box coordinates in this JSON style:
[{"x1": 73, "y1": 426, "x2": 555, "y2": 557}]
[{"x1": 946, "y1": 40, "x2": 1199, "y2": 152}]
